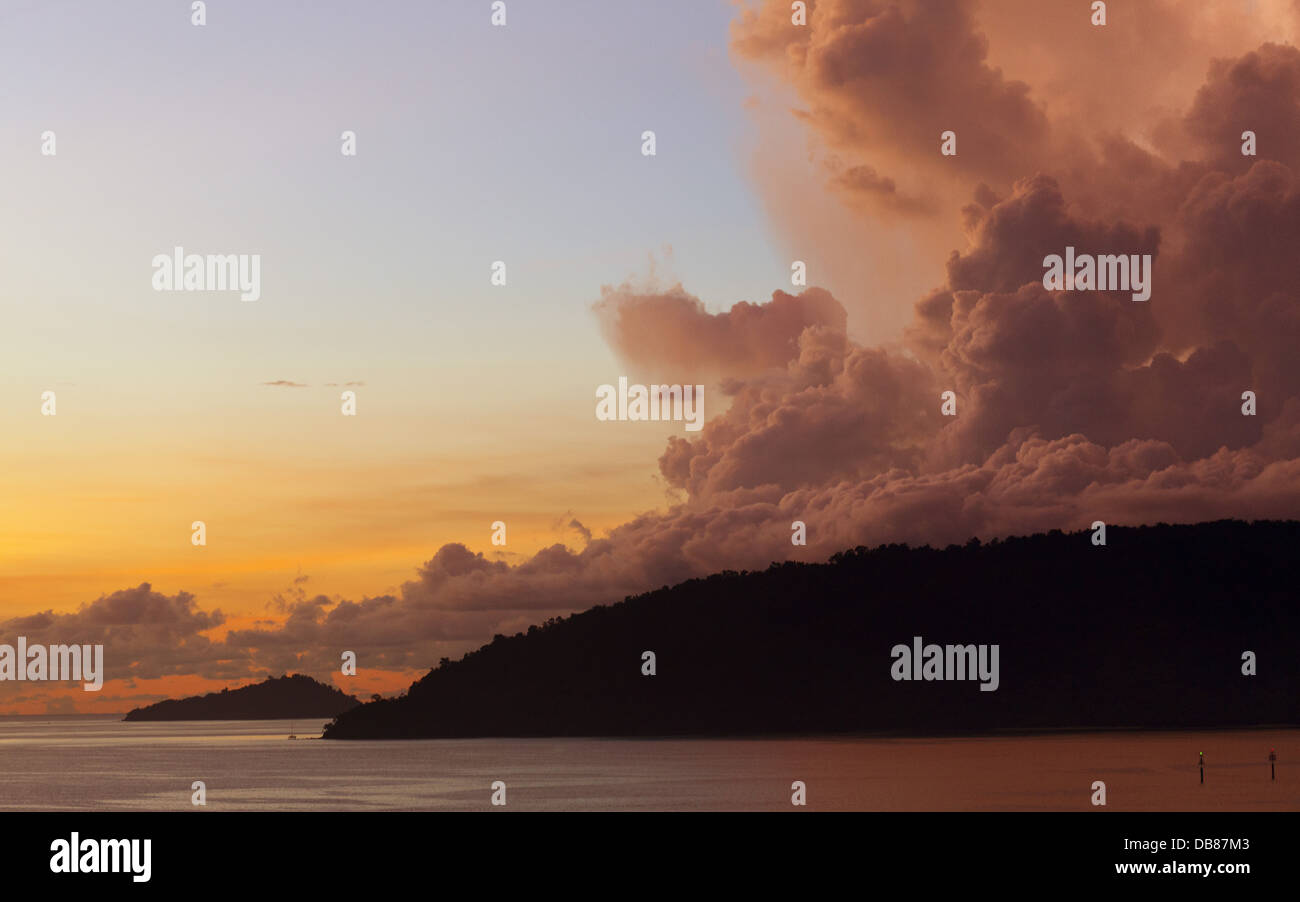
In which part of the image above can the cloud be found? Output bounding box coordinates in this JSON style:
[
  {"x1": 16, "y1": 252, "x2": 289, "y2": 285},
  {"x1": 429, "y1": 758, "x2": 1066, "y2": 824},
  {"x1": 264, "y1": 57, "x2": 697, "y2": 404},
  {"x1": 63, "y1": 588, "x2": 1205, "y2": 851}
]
[
  {"x1": 830, "y1": 162, "x2": 937, "y2": 216},
  {"x1": 594, "y1": 281, "x2": 846, "y2": 381},
  {"x1": 565, "y1": 517, "x2": 593, "y2": 545},
  {"x1": 731, "y1": 0, "x2": 1052, "y2": 187},
  {"x1": 0, "y1": 584, "x2": 239, "y2": 685},
  {"x1": 327, "y1": 10, "x2": 1298, "y2": 659},
  {"x1": 1183, "y1": 43, "x2": 1300, "y2": 171}
]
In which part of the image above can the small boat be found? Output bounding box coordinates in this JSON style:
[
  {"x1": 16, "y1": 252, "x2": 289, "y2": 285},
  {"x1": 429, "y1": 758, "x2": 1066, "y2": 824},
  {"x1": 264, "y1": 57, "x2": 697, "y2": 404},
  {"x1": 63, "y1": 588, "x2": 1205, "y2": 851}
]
[{"x1": 288, "y1": 721, "x2": 297, "y2": 740}]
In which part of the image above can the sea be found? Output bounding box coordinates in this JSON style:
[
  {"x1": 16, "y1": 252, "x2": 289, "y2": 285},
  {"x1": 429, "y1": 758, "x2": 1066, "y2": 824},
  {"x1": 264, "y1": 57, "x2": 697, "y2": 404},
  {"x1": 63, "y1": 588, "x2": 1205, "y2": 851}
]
[{"x1": 0, "y1": 716, "x2": 1294, "y2": 811}]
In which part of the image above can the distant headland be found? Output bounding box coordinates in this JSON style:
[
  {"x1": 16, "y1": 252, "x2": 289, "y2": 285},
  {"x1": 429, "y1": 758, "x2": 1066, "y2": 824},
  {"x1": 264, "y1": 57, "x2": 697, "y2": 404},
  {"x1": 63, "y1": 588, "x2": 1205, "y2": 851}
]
[
  {"x1": 123, "y1": 674, "x2": 359, "y2": 721},
  {"x1": 321, "y1": 520, "x2": 1300, "y2": 740}
]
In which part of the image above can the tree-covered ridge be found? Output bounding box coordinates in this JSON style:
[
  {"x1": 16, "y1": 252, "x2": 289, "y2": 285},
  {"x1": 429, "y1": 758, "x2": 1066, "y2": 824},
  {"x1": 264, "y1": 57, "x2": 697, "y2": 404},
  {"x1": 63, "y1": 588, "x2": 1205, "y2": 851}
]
[{"x1": 323, "y1": 520, "x2": 1300, "y2": 739}]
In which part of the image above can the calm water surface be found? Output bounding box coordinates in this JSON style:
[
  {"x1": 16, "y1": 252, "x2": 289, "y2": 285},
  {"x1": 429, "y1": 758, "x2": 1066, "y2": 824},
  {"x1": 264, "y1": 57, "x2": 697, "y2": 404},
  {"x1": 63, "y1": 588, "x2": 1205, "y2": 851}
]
[{"x1": 0, "y1": 717, "x2": 1294, "y2": 811}]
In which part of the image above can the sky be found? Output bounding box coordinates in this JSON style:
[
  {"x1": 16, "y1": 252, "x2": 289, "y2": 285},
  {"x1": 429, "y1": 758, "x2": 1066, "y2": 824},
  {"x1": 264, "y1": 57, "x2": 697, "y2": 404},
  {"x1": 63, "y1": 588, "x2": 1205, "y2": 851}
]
[
  {"x1": 2, "y1": 0, "x2": 1299, "y2": 712},
  {"x1": 0, "y1": 5, "x2": 772, "y2": 620}
]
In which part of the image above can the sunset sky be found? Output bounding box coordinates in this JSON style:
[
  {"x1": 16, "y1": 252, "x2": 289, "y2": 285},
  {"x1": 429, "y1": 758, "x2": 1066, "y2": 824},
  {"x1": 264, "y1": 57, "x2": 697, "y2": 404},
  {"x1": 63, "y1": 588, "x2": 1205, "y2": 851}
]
[{"x1": 2, "y1": 0, "x2": 1299, "y2": 712}]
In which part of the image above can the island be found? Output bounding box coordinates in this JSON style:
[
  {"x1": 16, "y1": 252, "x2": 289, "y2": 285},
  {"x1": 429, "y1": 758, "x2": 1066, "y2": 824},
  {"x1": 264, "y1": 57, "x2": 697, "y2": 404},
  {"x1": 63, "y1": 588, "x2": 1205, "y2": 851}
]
[{"x1": 123, "y1": 674, "x2": 360, "y2": 721}]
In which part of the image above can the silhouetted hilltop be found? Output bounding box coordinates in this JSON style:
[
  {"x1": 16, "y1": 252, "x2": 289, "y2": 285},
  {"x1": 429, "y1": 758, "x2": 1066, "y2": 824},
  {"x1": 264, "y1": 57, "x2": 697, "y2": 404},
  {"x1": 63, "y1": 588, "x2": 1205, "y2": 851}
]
[
  {"x1": 124, "y1": 674, "x2": 359, "y2": 721},
  {"x1": 322, "y1": 520, "x2": 1300, "y2": 739}
]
